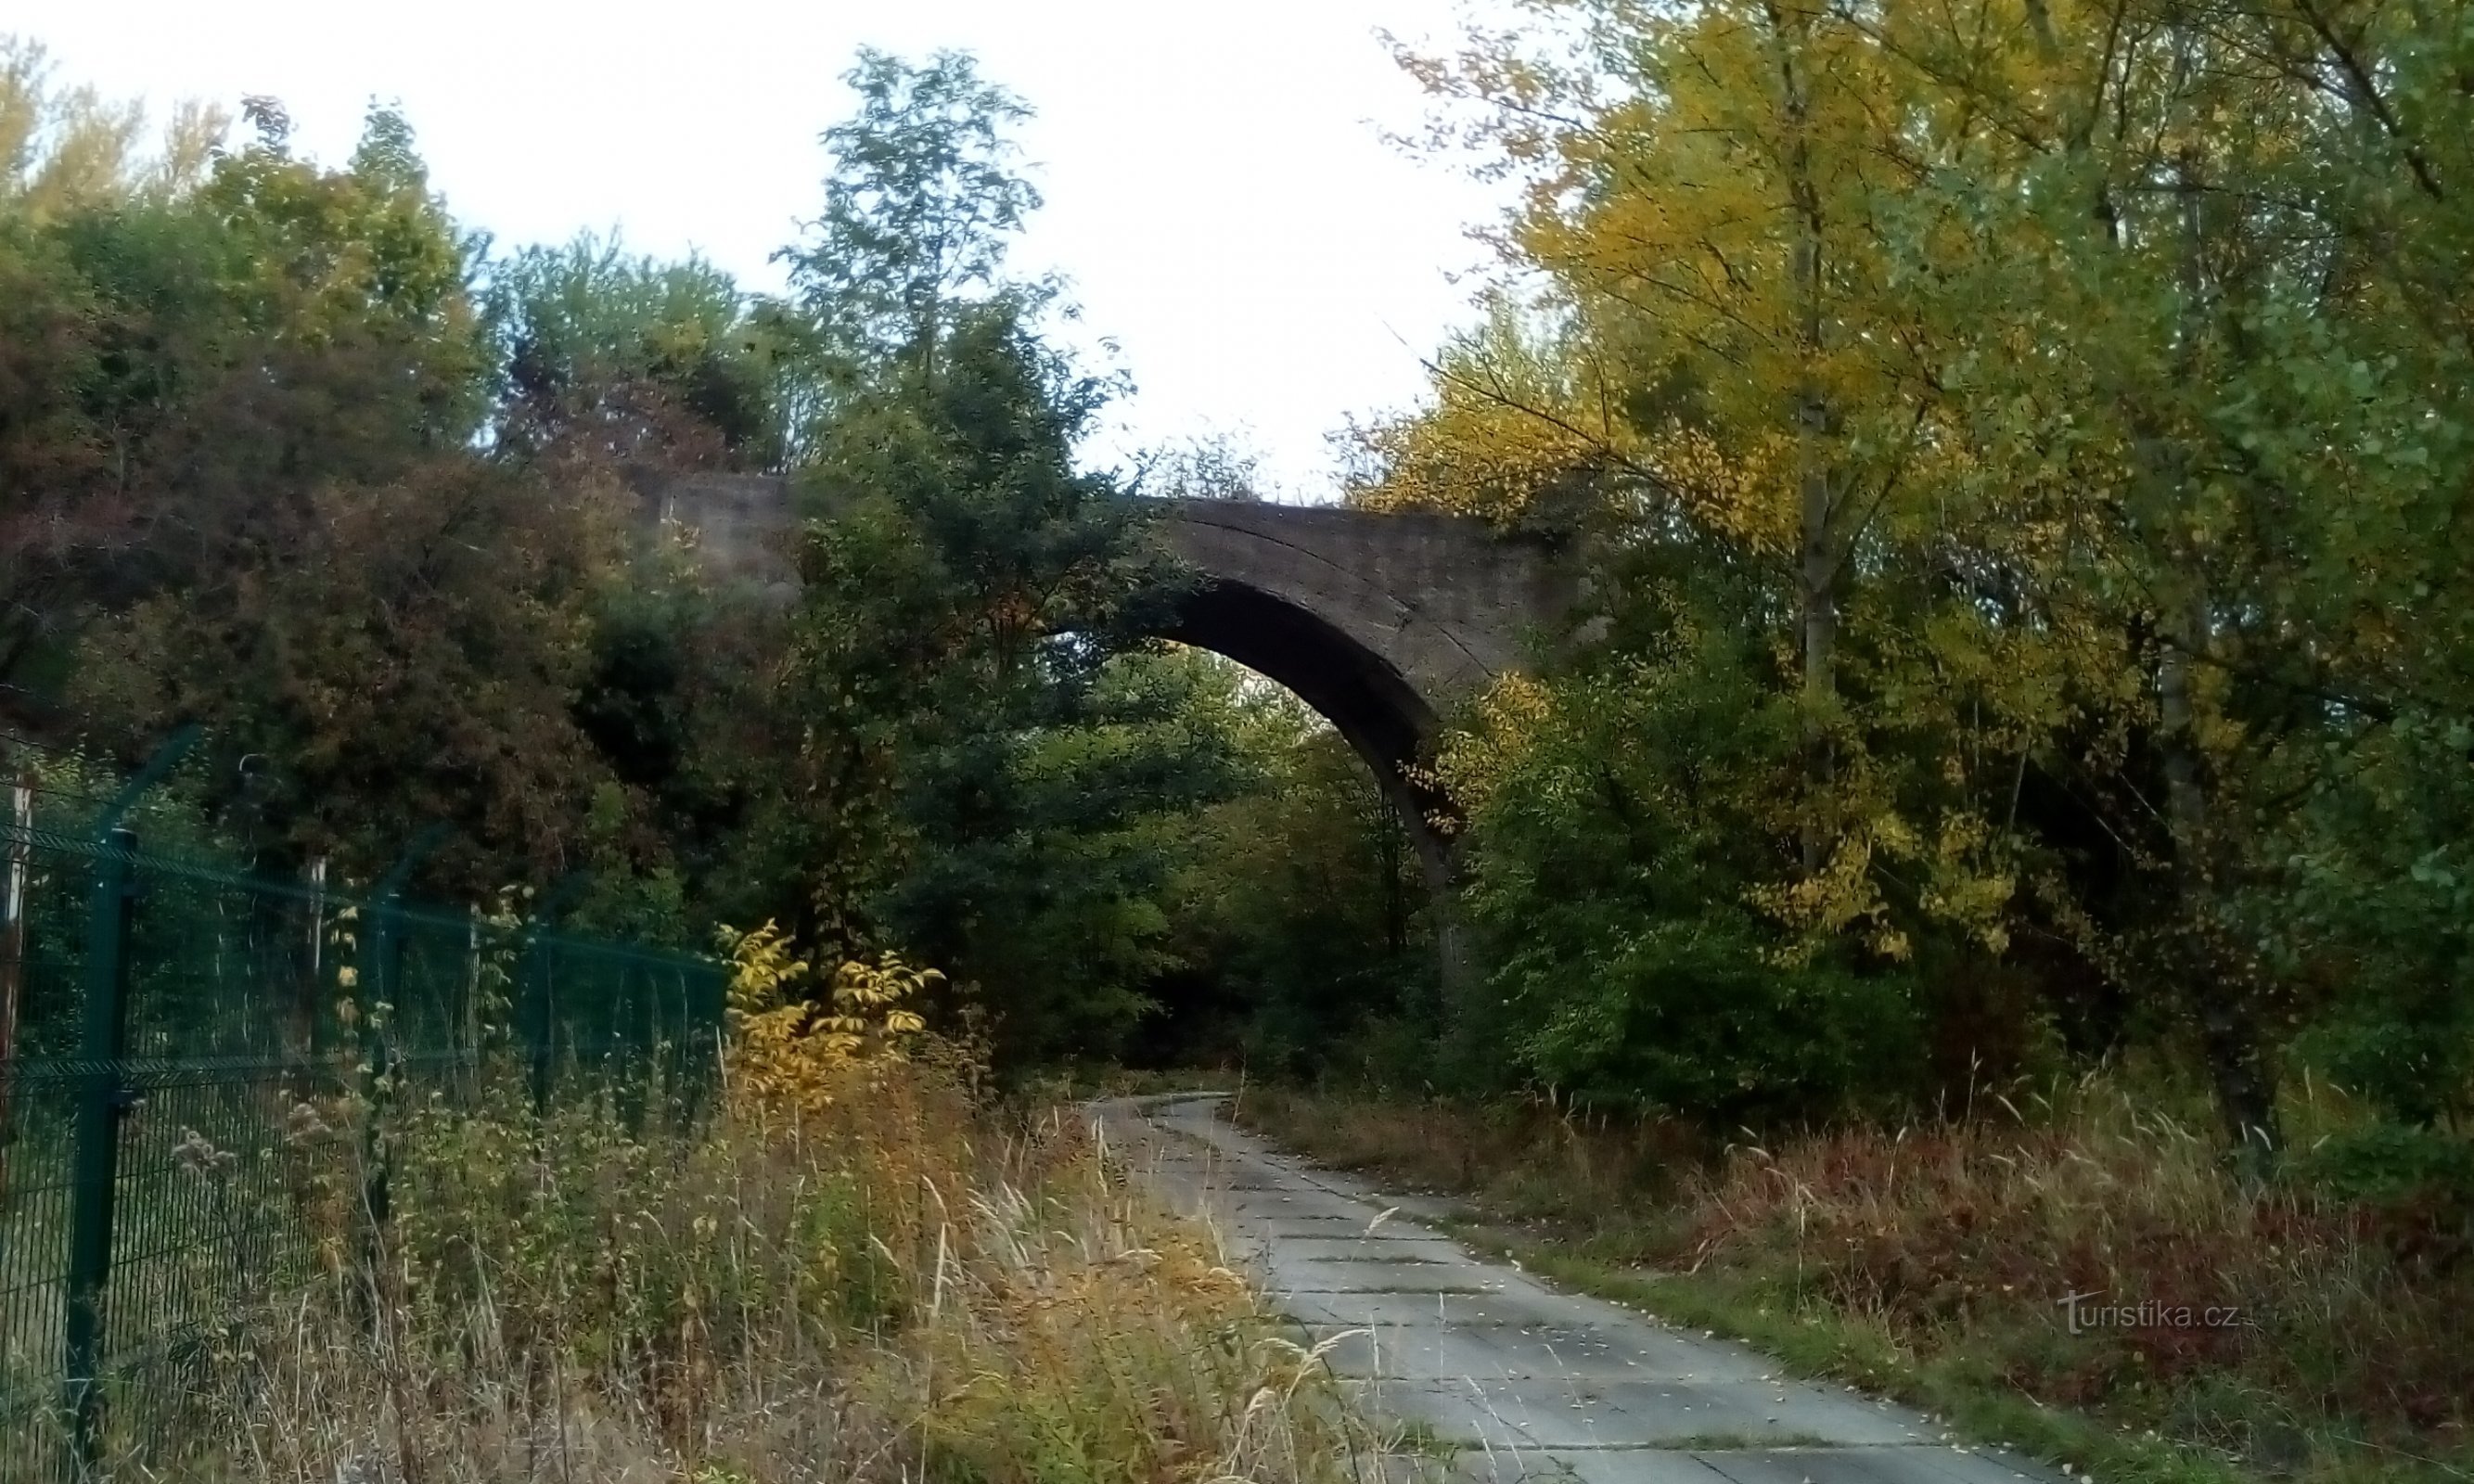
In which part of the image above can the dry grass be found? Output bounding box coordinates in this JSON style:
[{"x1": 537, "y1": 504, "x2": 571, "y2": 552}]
[
  {"x1": 1235, "y1": 1087, "x2": 1703, "y2": 1237},
  {"x1": 47, "y1": 1053, "x2": 1398, "y2": 1483},
  {"x1": 1240, "y1": 1080, "x2": 2474, "y2": 1481}
]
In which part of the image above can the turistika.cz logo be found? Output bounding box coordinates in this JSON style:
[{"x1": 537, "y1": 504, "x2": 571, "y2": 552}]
[{"x1": 2056, "y1": 1291, "x2": 2254, "y2": 1336}]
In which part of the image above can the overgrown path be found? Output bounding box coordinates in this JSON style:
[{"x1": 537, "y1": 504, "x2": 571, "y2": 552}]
[{"x1": 1098, "y1": 1093, "x2": 2066, "y2": 1484}]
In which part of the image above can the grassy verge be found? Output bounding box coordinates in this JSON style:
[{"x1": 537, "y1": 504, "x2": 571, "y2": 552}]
[
  {"x1": 33, "y1": 1047, "x2": 1403, "y2": 1482},
  {"x1": 1236, "y1": 1084, "x2": 2474, "y2": 1484}
]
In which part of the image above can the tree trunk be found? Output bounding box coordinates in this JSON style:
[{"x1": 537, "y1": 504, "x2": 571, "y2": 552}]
[
  {"x1": 1799, "y1": 403, "x2": 1836, "y2": 875},
  {"x1": 1768, "y1": 0, "x2": 1839, "y2": 874},
  {"x1": 2157, "y1": 593, "x2": 2279, "y2": 1165},
  {"x1": 2159, "y1": 146, "x2": 2280, "y2": 1168}
]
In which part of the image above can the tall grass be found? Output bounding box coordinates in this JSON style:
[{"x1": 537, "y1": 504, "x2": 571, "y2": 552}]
[{"x1": 51, "y1": 1049, "x2": 1394, "y2": 1483}]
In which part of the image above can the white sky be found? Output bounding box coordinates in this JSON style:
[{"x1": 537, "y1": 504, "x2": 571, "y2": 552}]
[{"x1": 14, "y1": 0, "x2": 1519, "y2": 502}]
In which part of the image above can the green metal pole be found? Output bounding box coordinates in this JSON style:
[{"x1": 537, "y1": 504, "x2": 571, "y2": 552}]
[
  {"x1": 357, "y1": 824, "x2": 446, "y2": 1237},
  {"x1": 62, "y1": 825, "x2": 136, "y2": 1467},
  {"x1": 520, "y1": 873, "x2": 589, "y2": 1114},
  {"x1": 361, "y1": 901, "x2": 397, "y2": 1231},
  {"x1": 62, "y1": 726, "x2": 195, "y2": 1466},
  {"x1": 520, "y1": 940, "x2": 553, "y2": 1114},
  {"x1": 301, "y1": 855, "x2": 328, "y2": 1062},
  {"x1": 669, "y1": 963, "x2": 704, "y2": 1127},
  {"x1": 616, "y1": 960, "x2": 647, "y2": 1136}
]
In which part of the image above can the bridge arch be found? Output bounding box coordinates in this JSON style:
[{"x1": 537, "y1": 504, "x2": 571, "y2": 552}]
[
  {"x1": 630, "y1": 470, "x2": 1576, "y2": 902},
  {"x1": 1157, "y1": 572, "x2": 1456, "y2": 887},
  {"x1": 1149, "y1": 499, "x2": 1574, "y2": 890}
]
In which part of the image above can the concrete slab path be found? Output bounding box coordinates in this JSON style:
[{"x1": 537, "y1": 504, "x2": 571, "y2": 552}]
[{"x1": 1096, "y1": 1093, "x2": 2067, "y2": 1484}]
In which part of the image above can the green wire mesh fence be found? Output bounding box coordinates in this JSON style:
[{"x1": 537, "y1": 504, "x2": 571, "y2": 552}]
[{"x1": 0, "y1": 757, "x2": 726, "y2": 1480}]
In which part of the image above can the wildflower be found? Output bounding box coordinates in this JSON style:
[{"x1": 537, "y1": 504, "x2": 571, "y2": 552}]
[
  {"x1": 172, "y1": 1128, "x2": 238, "y2": 1175},
  {"x1": 283, "y1": 1102, "x2": 332, "y2": 1145}
]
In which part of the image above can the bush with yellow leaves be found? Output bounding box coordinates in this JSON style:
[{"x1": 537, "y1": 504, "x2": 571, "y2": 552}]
[{"x1": 719, "y1": 918, "x2": 939, "y2": 1119}]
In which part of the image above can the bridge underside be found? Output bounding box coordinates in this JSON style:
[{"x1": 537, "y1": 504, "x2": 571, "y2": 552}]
[{"x1": 1158, "y1": 579, "x2": 1459, "y2": 890}]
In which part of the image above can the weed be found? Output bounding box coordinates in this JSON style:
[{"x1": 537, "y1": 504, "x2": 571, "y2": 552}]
[{"x1": 1385, "y1": 1416, "x2": 1463, "y2": 1458}]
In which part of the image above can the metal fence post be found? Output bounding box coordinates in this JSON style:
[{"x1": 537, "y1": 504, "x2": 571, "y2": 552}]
[
  {"x1": 360, "y1": 895, "x2": 396, "y2": 1234},
  {"x1": 520, "y1": 873, "x2": 588, "y2": 1114},
  {"x1": 61, "y1": 828, "x2": 136, "y2": 1465},
  {"x1": 62, "y1": 725, "x2": 193, "y2": 1467},
  {"x1": 462, "y1": 904, "x2": 480, "y2": 1073},
  {"x1": 358, "y1": 825, "x2": 445, "y2": 1236},
  {"x1": 0, "y1": 768, "x2": 32, "y2": 1208},
  {"x1": 0, "y1": 733, "x2": 739, "y2": 1477},
  {"x1": 299, "y1": 855, "x2": 327, "y2": 1059},
  {"x1": 520, "y1": 937, "x2": 554, "y2": 1114},
  {"x1": 668, "y1": 963, "x2": 708, "y2": 1127}
]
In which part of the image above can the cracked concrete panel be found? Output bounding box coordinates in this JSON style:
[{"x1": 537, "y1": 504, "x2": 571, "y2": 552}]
[
  {"x1": 1465, "y1": 1450, "x2": 1738, "y2": 1484},
  {"x1": 1279, "y1": 1287, "x2": 1672, "y2": 1332},
  {"x1": 1268, "y1": 1268, "x2": 1508, "y2": 1296},
  {"x1": 1309, "y1": 1323, "x2": 1775, "y2": 1385},
  {"x1": 1365, "y1": 1377, "x2": 1926, "y2": 1451},
  {"x1": 1686, "y1": 1448, "x2": 2054, "y2": 1484},
  {"x1": 1225, "y1": 1188, "x2": 1391, "y2": 1222},
  {"x1": 1250, "y1": 1215, "x2": 1412, "y2": 1242},
  {"x1": 1280, "y1": 1236, "x2": 1474, "y2": 1261},
  {"x1": 1265, "y1": 1249, "x2": 1540, "y2": 1296}
]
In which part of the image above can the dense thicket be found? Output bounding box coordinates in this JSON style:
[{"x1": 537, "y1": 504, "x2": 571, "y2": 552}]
[{"x1": 1337, "y1": 0, "x2": 2474, "y2": 1181}]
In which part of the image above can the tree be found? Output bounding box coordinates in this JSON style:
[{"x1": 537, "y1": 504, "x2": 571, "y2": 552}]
[
  {"x1": 0, "y1": 35, "x2": 224, "y2": 213},
  {"x1": 1143, "y1": 431, "x2": 1271, "y2": 503},
  {"x1": 0, "y1": 40, "x2": 234, "y2": 710},
  {"x1": 772, "y1": 300, "x2": 1176, "y2": 969},
  {"x1": 1848, "y1": 0, "x2": 2474, "y2": 1158},
  {"x1": 71, "y1": 459, "x2": 635, "y2": 890},
  {"x1": 486, "y1": 233, "x2": 789, "y2": 472},
  {"x1": 1377, "y1": 0, "x2": 2059, "y2": 987},
  {"x1": 777, "y1": 48, "x2": 1044, "y2": 387},
  {"x1": 1362, "y1": 0, "x2": 2474, "y2": 1157},
  {"x1": 1157, "y1": 691, "x2": 1440, "y2": 1081},
  {"x1": 45, "y1": 96, "x2": 657, "y2": 900}
]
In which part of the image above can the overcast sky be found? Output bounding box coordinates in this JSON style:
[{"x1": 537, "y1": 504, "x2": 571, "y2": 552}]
[{"x1": 18, "y1": 0, "x2": 1518, "y2": 500}]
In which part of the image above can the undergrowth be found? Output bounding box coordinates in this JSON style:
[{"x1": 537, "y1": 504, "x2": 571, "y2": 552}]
[{"x1": 48, "y1": 929, "x2": 1398, "y2": 1483}]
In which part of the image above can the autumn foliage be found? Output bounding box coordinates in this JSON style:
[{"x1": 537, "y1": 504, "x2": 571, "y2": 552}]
[{"x1": 1328, "y1": 0, "x2": 2474, "y2": 1170}]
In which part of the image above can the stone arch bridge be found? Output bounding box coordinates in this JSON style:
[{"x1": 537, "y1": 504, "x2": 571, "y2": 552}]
[{"x1": 633, "y1": 472, "x2": 1580, "y2": 889}]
